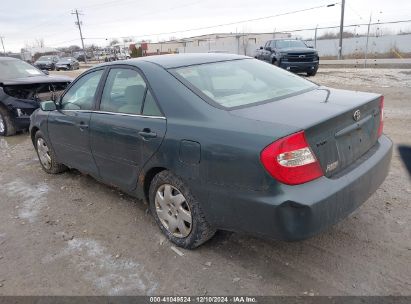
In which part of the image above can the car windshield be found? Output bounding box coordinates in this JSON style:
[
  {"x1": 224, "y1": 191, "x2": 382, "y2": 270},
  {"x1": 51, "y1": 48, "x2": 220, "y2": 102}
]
[
  {"x1": 276, "y1": 40, "x2": 307, "y2": 48},
  {"x1": 173, "y1": 59, "x2": 317, "y2": 108},
  {"x1": 38, "y1": 56, "x2": 53, "y2": 61},
  {"x1": 0, "y1": 59, "x2": 44, "y2": 79}
]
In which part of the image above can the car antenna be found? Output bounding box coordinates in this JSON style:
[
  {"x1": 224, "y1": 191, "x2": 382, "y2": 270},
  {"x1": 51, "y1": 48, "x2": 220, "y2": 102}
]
[{"x1": 317, "y1": 87, "x2": 331, "y2": 103}]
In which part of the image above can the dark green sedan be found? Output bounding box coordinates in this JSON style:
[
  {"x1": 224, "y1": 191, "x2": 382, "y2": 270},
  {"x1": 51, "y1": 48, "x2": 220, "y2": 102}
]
[{"x1": 29, "y1": 54, "x2": 392, "y2": 248}]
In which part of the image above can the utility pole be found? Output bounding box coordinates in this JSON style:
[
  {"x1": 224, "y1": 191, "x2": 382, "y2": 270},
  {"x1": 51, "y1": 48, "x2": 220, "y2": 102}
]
[
  {"x1": 0, "y1": 36, "x2": 6, "y2": 56},
  {"x1": 364, "y1": 13, "x2": 372, "y2": 68},
  {"x1": 71, "y1": 9, "x2": 87, "y2": 64},
  {"x1": 338, "y1": 0, "x2": 345, "y2": 60}
]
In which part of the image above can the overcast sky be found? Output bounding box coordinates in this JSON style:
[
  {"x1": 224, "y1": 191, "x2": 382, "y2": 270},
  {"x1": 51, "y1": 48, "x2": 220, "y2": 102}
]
[{"x1": 1, "y1": 0, "x2": 410, "y2": 52}]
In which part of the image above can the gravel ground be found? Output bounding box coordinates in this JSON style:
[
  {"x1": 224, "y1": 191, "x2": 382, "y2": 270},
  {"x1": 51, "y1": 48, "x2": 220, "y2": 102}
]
[{"x1": 0, "y1": 68, "x2": 410, "y2": 296}]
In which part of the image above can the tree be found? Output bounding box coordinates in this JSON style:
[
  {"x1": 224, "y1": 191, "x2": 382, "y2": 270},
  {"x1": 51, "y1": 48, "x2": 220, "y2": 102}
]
[
  {"x1": 34, "y1": 38, "x2": 45, "y2": 48},
  {"x1": 109, "y1": 39, "x2": 120, "y2": 46},
  {"x1": 130, "y1": 44, "x2": 142, "y2": 58},
  {"x1": 68, "y1": 45, "x2": 81, "y2": 52}
]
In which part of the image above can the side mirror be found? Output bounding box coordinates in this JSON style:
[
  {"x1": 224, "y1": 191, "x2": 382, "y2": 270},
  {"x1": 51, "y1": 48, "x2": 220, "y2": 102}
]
[
  {"x1": 40, "y1": 100, "x2": 57, "y2": 111},
  {"x1": 265, "y1": 46, "x2": 272, "y2": 52},
  {"x1": 259, "y1": 46, "x2": 263, "y2": 50},
  {"x1": 42, "y1": 70, "x2": 49, "y2": 75}
]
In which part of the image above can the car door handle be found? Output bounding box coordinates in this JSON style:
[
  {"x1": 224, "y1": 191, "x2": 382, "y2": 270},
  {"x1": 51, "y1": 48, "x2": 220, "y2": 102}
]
[
  {"x1": 138, "y1": 128, "x2": 157, "y2": 140},
  {"x1": 77, "y1": 122, "x2": 89, "y2": 130}
]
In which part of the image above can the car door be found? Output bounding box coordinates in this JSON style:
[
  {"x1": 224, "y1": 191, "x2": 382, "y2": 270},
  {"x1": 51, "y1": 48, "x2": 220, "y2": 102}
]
[
  {"x1": 48, "y1": 69, "x2": 105, "y2": 176},
  {"x1": 262, "y1": 41, "x2": 271, "y2": 62},
  {"x1": 90, "y1": 66, "x2": 166, "y2": 191}
]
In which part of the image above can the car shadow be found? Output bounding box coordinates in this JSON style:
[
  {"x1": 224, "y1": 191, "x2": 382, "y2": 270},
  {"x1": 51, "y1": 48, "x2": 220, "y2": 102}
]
[{"x1": 398, "y1": 145, "x2": 411, "y2": 177}]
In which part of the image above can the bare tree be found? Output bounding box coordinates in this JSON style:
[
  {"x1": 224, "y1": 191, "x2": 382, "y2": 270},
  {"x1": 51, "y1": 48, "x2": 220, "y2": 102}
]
[
  {"x1": 34, "y1": 38, "x2": 45, "y2": 48},
  {"x1": 109, "y1": 39, "x2": 120, "y2": 46}
]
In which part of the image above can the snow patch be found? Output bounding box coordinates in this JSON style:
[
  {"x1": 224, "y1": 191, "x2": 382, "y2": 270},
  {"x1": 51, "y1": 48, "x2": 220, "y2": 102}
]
[
  {"x1": 1, "y1": 179, "x2": 49, "y2": 222},
  {"x1": 43, "y1": 238, "x2": 158, "y2": 295}
]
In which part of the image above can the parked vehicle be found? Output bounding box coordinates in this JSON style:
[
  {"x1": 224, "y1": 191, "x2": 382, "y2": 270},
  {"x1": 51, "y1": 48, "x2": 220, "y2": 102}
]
[
  {"x1": 29, "y1": 54, "x2": 392, "y2": 248},
  {"x1": 255, "y1": 39, "x2": 319, "y2": 76},
  {"x1": 115, "y1": 53, "x2": 131, "y2": 60},
  {"x1": 55, "y1": 57, "x2": 80, "y2": 71},
  {"x1": 0, "y1": 57, "x2": 71, "y2": 136},
  {"x1": 34, "y1": 55, "x2": 60, "y2": 71}
]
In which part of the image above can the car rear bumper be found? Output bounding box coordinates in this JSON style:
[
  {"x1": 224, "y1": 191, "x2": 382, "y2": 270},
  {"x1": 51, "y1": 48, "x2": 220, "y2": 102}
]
[
  {"x1": 205, "y1": 135, "x2": 393, "y2": 240},
  {"x1": 280, "y1": 60, "x2": 319, "y2": 72}
]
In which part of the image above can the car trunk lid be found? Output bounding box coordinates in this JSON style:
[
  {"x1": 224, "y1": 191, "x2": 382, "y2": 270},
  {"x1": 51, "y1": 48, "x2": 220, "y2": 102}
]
[{"x1": 230, "y1": 87, "x2": 382, "y2": 177}]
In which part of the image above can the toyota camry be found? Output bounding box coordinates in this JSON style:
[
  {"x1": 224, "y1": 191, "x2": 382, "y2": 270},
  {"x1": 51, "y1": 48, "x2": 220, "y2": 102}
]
[{"x1": 29, "y1": 54, "x2": 393, "y2": 248}]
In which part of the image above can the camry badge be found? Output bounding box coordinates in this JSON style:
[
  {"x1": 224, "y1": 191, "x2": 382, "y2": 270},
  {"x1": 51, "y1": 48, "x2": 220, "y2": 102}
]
[{"x1": 353, "y1": 109, "x2": 361, "y2": 121}]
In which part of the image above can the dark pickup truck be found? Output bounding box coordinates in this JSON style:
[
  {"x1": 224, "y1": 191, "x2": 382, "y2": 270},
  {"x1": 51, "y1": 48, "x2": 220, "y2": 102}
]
[{"x1": 255, "y1": 39, "x2": 319, "y2": 76}]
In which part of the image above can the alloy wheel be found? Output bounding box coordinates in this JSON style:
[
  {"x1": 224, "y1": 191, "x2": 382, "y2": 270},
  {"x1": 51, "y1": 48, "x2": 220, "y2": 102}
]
[
  {"x1": 0, "y1": 114, "x2": 5, "y2": 134},
  {"x1": 36, "y1": 138, "x2": 52, "y2": 169},
  {"x1": 155, "y1": 184, "x2": 192, "y2": 238}
]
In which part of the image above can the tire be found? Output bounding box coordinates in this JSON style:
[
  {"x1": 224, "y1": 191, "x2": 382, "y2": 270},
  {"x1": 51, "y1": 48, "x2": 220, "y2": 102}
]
[
  {"x1": 149, "y1": 171, "x2": 216, "y2": 249},
  {"x1": 307, "y1": 67, "x2": 318, "y2": 76},
  {"x1": 0, "y1": 106, "x2": 16, "y2": 136},
  {"x1": 34, "y1": 131, "x2": 67, "y2": 174}
]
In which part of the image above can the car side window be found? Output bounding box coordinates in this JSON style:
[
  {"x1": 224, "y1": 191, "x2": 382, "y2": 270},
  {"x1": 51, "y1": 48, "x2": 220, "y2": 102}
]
[
  {"x1": 271, "y1": 41, "x2": 276, "y2": 48},
  {"x1": 61, "y1": 70, "x2": 103, "y2": 110},
  {"x1": 142, "y1": 90, "x2": 162, "y2": 116},
  {"x1": 100, "y1": 68, "x2": 147, "y2": 115}
]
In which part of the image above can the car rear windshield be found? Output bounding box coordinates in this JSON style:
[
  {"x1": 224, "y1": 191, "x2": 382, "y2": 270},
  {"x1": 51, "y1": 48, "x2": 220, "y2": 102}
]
[
  {"x1": 173, "y1": 59, "x2": 317, "y2": 109},
  {"x1": 0, "y1": 59, "x2": 44, "y2": 79}
]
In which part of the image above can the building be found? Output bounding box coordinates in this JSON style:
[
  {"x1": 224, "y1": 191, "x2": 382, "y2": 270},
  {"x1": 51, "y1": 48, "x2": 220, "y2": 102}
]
[{"x1": 137, "y1": 32, "x2": 291, "y2": 57}]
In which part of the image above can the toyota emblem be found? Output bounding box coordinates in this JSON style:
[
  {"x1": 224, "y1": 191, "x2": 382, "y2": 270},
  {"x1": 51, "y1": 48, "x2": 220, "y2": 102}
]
[{"x1": 353, "y1": 110, "x2": 361, "y2": 121}]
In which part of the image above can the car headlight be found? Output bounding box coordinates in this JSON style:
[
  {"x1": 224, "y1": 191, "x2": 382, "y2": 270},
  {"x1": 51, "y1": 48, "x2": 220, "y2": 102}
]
[
  {"x1": 16, "y1": 109, "x2": 27, "y2": 117},
  {"x1": 280, "y1": 52, "x2": 288, "y2": 56}
]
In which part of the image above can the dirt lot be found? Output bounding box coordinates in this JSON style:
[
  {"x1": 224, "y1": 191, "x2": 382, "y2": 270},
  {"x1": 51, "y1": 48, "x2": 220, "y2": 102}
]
[{"x1": 0, "y1": 68, "x2": 410, "y2": 296}]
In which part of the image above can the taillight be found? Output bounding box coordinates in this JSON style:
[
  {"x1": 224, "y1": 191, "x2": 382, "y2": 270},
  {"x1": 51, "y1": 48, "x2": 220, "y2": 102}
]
[
  {"x1": 377, "y1": 96, "x2": 384, "y2": 137},
  {"x1": 260, "y1": 131, "x2": 323, "y2": 185}
]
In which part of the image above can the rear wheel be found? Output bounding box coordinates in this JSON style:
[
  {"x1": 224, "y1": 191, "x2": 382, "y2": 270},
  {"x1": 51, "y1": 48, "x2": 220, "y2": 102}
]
[
  {"x1": 34, "y1": 131, "x2": 67, "y2": 174},
  {"x1": 0, "y1": 106, "x2": 16, "y2": 136},
  {"x1": 149, "y1": 171, "x2": 216, "y2": 249}
]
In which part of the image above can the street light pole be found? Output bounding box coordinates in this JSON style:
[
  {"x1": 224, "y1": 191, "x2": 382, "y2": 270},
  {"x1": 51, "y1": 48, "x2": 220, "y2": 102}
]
[
  {"x1": 72, "y1": 9, "x2": 87, "y2": 64},
  {"x1": 338, "y1": 0, "x2": 345, "y2": 59}
]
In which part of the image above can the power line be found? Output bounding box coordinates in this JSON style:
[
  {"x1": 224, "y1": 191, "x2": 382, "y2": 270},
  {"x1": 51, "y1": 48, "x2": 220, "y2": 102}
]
[
  {"x1": 86, "y1": 2, "x2": 340, "y2": 40},
  {"x1": 127, "y1": 2, "x2": 341, "y2": 38}
]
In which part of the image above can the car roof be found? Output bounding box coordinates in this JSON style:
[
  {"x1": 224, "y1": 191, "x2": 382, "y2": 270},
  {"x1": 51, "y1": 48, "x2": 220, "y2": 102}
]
[{"x1": 98, "y1": 53, "x2": 250, "y2": 69}]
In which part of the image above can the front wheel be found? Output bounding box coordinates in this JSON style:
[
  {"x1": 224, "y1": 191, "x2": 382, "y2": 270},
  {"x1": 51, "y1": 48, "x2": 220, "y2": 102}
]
[
  {"x1": 307, "y1": 67, "x2": 318, "y2": 76},
  {"x1": 0, "y1": 106, "x2": 16, "y2": 136},
  {"x1": 149, "y1": 171, "x2": 216, "y2": 249},
  {"x1": 34, "y1": 131, "x2": 67, "y2": 174}
]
